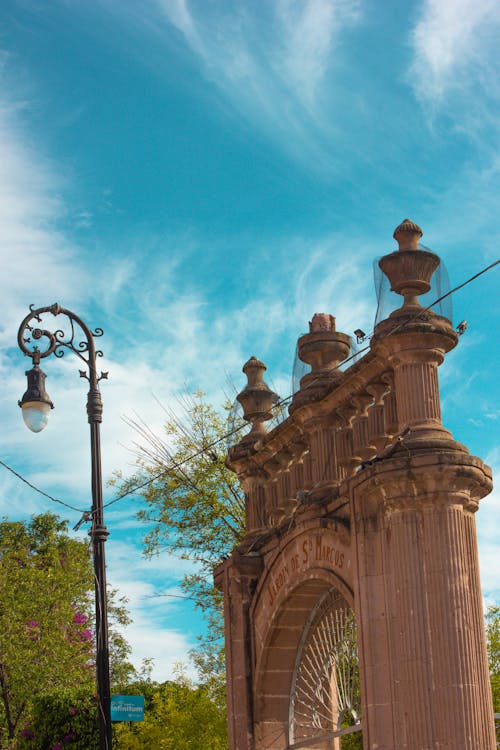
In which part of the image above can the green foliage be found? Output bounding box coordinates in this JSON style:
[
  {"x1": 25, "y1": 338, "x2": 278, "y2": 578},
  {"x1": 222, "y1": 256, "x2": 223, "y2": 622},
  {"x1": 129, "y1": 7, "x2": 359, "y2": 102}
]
[
  {"x1": 17, "y1": 688, "x2": 99, "y2": 750},
  {"x1": 129, "y1": 393, "x2": 245, "y2": 562},
  {"x1": 116, "y1": 393, "x2": 245, "y2": 684},
  {"x1": 486, "y1": 604, "x2": 500, "y2": 712},
  {"x1": 0, "y1": 513, "x2": 94, "y2": 743},
  {"x1": 341, "y1": 730, "x2": 363, "y2": 749},
  {"x1": 107, "y1": 589, "x2": 136, "y2": 688},
  {"x1": 0, "y1": 513, "x2": 136, "y2": 748},
  {"x1": 114, "y1": 674, "x2": 227, "y2": 750}
]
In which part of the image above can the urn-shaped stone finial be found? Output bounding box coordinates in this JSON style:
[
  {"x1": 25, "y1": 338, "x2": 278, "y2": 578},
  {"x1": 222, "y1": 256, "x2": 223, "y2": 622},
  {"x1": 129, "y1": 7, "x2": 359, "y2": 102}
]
[
  {"x1": 393, "y1": 218, "x2": 423, "y2": 251},
  {"x1": 291, "y1": 313, "x2": 350, "y2": 409},
  {"x1": 236, "y1": 356, "x2": 278, "y2": 445},
  {"x1": 298, "y1": 314, "x2": 350, "y2": 379},
  {"x1": 379, "y1": 219, "x2": 439, "y2": 310}
]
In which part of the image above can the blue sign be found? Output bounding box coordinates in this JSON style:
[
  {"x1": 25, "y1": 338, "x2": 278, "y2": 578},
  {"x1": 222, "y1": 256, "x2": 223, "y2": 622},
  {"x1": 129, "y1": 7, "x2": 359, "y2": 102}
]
[{"x1": 111, "y1": 695, "x2": 144, "y2": 722}]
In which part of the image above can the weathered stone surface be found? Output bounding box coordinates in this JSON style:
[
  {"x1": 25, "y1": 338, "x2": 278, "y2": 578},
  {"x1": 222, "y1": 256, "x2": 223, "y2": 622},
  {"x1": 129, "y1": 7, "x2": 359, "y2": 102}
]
[{"x1": 219, "y1": 221, "x2": 495, "y2": 749}]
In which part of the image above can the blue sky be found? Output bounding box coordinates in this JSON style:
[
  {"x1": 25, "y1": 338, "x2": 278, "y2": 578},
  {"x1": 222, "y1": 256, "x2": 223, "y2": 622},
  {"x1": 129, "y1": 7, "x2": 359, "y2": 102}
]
[{"x1": 0, "y1": 0, "x2": 498, "y2": 681}]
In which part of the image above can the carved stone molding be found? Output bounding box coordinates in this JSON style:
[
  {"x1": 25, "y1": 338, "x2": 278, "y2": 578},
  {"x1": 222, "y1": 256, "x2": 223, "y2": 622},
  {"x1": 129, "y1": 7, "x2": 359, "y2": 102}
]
[
  {"x1": 351, "y1": 451, "x2": 492, "y2": 519},
  {"x1": 222, "y1": 221, "x2": 496, "y2": 750}
]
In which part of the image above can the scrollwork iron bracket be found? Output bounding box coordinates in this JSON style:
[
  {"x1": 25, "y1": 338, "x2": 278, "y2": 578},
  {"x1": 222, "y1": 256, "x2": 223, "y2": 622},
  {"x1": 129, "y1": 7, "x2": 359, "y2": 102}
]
[{"x1": 17, "y1": 304, "x2": 108, "y2": 419}]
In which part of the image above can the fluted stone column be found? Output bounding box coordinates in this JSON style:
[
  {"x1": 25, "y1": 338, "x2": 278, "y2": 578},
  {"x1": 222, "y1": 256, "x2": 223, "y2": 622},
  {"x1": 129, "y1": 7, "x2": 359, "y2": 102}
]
[
  {"x1": 354, "y1": 219, "x2": 496, "y2": 749},
  {"x1": 352, "y1": 393, "x2": 376, "y2": 463},
  {"x1": 336, "y1": 404, "x2": 358, "y2": 478},
  {"x1": 241, "y1": 470, "x2": 268, "y2": 533},
  {"x1": 367, "y1": 382, "x2": 389, "y2": 455},
  {"x1": 303, "y1": 415, "x2": 339, "y2": 494},
  {"x1": 382, "y1": 381, "x2": 399, "y2": 438},
  {"x1": 353, "y1": 456, "x2": 495, "y2": 749},
  {"x1": 215, "y1": 552, "x2": 263, "y2": 750}
]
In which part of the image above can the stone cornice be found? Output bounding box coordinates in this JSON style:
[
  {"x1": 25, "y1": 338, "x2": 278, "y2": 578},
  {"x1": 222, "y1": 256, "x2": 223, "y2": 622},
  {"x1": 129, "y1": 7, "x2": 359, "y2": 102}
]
[
  {"x1": 228, "y1": 349, "x2": 389, "y2": 480},
  {"x1": 349, "y1": 449, "x2": 493, "y2": 515}
]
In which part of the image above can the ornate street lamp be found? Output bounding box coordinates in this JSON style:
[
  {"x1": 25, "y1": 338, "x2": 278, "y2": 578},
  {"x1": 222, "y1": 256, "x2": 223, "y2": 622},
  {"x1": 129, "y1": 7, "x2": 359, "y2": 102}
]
[{"x1": 17, "y1": 303, "x2": 112, "y2": 750}]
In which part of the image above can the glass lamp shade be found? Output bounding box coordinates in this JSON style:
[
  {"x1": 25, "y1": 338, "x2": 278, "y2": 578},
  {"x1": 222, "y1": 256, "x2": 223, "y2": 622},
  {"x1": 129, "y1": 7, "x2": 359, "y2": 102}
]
[{"x1": 21, "y1": 400, "x2": 52, "y2": 433}]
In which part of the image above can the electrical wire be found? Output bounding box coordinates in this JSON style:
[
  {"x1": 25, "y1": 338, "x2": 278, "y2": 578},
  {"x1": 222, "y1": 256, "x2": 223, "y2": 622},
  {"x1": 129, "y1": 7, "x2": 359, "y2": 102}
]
[
  {"x1": 143, "y1": 592, "x2": 201, "y2": 602},
  {"x1": 2, "y1": 258, "x2": 498, "y2": 517},
  {"x1": 99, "y1": 258, "x2": 498, "y2": 511},
  {"x1": 101, "y1": 421, "x2": 246, "y2": 511},
  {"x1": 0, "y1": 458, "x2": 86, "y2": 513},
  {"x1": 371, "y1": 258, "x2": 500, "y2": 342}
]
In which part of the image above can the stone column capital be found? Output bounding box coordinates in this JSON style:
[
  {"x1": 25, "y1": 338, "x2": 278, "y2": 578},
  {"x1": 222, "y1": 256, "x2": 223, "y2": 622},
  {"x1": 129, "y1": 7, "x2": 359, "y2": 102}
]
[
  {"x1": 351, "y1": 451, "x2": 493, "y2": 517},
  {"x1": 372, "y1": 321, "x2": 458, "y2": 364}
]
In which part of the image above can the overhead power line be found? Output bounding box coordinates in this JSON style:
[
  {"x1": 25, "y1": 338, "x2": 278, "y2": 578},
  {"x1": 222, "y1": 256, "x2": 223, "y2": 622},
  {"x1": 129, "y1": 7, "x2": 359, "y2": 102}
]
[
  {"x1": 101, "y1": 422, "x2": 246, "y2": 511},
  {"x1": 0, "y1": 459, "x2": 86, "y2": 513},
  {"x1": 93, "y1": 256, "x2": 500, "y2": 512},
  {"x1": 1, "y1": 258, "x2": 498, "y2": 517}
]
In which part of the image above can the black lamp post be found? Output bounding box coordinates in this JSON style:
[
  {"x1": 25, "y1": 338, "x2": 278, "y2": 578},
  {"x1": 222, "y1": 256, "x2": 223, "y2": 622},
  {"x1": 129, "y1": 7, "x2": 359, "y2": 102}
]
[{"x1": 17, "y1": 303, "x2": 112, "y2": 750}]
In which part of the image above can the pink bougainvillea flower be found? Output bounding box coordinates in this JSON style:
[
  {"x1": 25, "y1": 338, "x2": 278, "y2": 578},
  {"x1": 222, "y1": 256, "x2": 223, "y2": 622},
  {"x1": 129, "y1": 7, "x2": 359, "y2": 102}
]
[{"x1": 72, "y1": 611, "x2": 88, "y2": 625}]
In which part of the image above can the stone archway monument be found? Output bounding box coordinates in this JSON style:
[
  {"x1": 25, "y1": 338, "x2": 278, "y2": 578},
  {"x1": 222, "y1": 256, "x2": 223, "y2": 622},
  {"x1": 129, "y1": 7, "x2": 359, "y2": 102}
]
[{"x1": 214, "y1": 220, "x2": 496, "y2": 750}]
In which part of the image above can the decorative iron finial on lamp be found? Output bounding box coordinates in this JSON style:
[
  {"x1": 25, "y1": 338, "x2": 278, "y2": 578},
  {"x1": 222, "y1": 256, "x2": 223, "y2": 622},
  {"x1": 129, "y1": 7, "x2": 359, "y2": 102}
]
[{"x1": 236, "y1": 356, "x2": 278, "y2": 447}]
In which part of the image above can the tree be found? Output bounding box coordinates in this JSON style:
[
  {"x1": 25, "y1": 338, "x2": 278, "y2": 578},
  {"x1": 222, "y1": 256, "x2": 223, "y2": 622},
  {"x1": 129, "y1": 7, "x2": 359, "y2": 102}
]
[
  {"x1": 107, "y1": 589, "x2": 136, "y2": 688},
  {"x1": 0, "y1": 513, "x2": 136, "y2": 748},
  {"x1": 17, "y1": 689, "x2": 99, "y2": 750},
  {"x1": 0, "y1": 513, "x2": 94, "y2": 745},
  {"x1": 116, "y1": 392, "x2": 245, "y2": 683},
  {"x1": 486, "y1": 604, "x2": 500, "y2": 712},
  {"x1": 113, "y1": 672, "x2": 227, "y2": 750}
]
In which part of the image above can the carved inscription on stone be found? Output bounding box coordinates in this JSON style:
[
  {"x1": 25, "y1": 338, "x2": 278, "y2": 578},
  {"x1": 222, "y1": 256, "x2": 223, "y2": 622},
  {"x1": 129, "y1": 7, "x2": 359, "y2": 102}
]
[{"x1": 267, "y1": 531, "x2": 350, "y2": 607}]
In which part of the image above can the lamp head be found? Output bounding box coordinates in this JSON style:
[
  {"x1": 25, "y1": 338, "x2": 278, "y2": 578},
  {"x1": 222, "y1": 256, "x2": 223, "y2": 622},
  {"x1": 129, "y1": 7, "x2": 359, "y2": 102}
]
[{"x1": 18, "y1": 354, "x2": 54, "y2": 433}]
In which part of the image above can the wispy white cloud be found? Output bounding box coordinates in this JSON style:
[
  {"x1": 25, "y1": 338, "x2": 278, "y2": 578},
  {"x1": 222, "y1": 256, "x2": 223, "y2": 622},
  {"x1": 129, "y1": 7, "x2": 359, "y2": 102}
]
[
  {"x1": 276, "y1": 0, "x2": 360, "y2": 111},
  {"x1": 420, "y1": 155, "x2": 500, "y2": 256},
  {"x1": 111, "y1": 566, "x2": 197, "y2": 679},
  {"x1": 104, "y1": 537, "x2": 201, "y2": 679},
  {"x1": 161, "y1": 0, "x2": 357, "y2": 106},
  {"x1": 0, "y1": 470, "x2": 42, "y2": 518},
  {"x1": 0, "y1": 92, "x2": 87, "y2": 349},
  {"x1": 476, "y1": 462, "x2": 500, "y2": 602},
  {"x1": 153, "y1": 0, "x2": 362, "y2": 166},
  {"x1": 105, "y1": 537, "x2": 196, "y2": 578},
  {"x1": 0, "y1": 63, "x2": 203, "y2": 678},
  {"x1": 0, "y1": 64, "x2": 94, "y2": 502},
  {"x1": 126, "y1": 619, "x2": 196, "y2": 680},
  {"x1": 408, "y1": 0, "x2": 500, "y2": 104},
  {"x1": 101, "y1": 224, "x2": 379, "y2": 419}
]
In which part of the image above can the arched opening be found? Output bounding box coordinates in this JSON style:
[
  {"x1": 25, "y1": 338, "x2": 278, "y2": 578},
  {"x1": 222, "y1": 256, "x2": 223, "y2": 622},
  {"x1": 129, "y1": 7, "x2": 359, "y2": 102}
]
[
  {"x1": 254, "y1": 577, "x2": 362, "y2": 750},
  {"x1": 288, "y1": 588, "x2": 361, "y2": 749}
]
